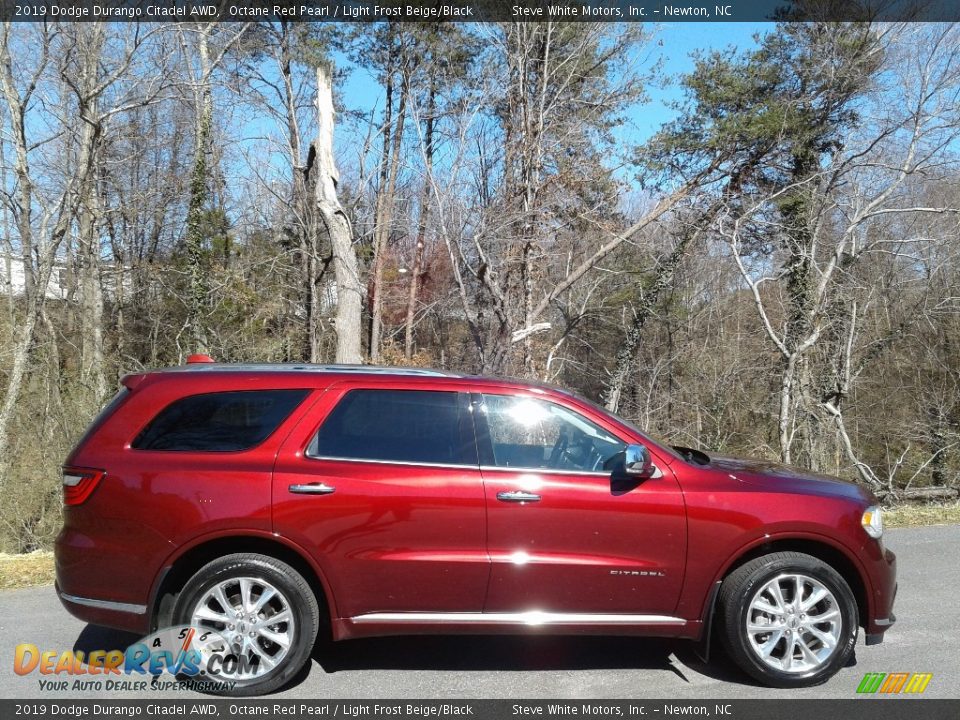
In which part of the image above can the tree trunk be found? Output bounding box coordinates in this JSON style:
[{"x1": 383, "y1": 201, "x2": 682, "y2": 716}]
[
  {"x1": 78, "y1": 169, "x2": 108, "y2": 403},
  {"x1": 778, "y1": 355, "x2": 798, "y2": 465},
  {"x1": 502, "y1": 23, "x2": 546, "y2": 378},
  {"x1": 0, "y1": 24, "x2": 103, "y2": 486},
  {"x1": 76, "y1": 61, "x2": 108, "y2": 402},
  {"x1": 0, "y1": 133, "x2": 13, "y2": 324},
  {"x1": 108, "y1": 219, "x2": 127, "y2": 379},
  {"x1": 404, "y1": 84, "x2": 435, "y2": 361},
  {"x1": 775, "y1": 152, "x2": 824, "y2": 468},
  {"x1": 276, "y1": 22, "x2": 319, "y2": 362},
  {"x1": 185, "y1": 27, "x2": 214, "y2": 354},
  {"x1": 604, "y1": 222, "x2": 705, "y2": 413},
  {"x1": 315, "y1": 64, "x2": 362, "y2": 364},
  {"x1": 370, "y1": 70, "x2": 408, "y2": 363}
]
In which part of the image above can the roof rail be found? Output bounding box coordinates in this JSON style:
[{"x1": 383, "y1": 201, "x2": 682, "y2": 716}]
[{"x1": 176, "y1": 362, "x2": 455, "y2": 377}]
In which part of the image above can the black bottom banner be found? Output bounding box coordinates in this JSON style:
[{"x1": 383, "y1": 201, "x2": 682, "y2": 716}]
[{"x1": 3, "y1": 700, "x2": 958, "y2": 720}]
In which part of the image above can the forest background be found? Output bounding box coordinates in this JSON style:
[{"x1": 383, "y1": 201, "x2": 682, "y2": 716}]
[{"x1": 2, "y1": 19, "x2": 960, "y2": 553}]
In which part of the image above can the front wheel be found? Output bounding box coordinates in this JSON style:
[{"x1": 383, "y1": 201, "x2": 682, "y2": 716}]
[
  {"x1": 717, "y1": 551, "x2": 858, "y2": 687},
  {"x1": 173, "y1": 553, "x2": 319, "y2": 696}
]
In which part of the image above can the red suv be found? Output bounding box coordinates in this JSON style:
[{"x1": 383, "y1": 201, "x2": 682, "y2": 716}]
[{"x1": 56, "y1": 361, "x2": 896, "y2": 695}]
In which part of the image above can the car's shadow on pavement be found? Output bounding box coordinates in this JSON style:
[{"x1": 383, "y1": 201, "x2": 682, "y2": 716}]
[
  {"x1": 311, "y1": 635, "x2": 761, "y2": 687},
  {"x1": 73, "y1": 624, "x2": 142, "y2": 657},
  {"x1": 70, "y1": 624, "x2": 771, "y2": 694}
]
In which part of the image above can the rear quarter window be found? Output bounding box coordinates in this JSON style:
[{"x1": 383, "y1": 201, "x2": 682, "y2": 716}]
[{"x1": 133, "y1": 389, "x2": 309, "y2": 452}]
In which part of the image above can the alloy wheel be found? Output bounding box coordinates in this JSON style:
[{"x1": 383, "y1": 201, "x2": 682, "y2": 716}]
[
  {"x1": 190, "y1": 576, "x2": 295, "y2": 681},
  {"x1": 744, "y1": 572, "x2": 842, "y2": 674}
]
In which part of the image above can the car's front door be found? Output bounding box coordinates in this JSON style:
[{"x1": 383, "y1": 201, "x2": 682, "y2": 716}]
[
  {"x1": 475, "y1": 392, "x2": 687, "y2": 616},
  {"x1": 273, "y1": 384, "x2": 489, "y2": 619}
]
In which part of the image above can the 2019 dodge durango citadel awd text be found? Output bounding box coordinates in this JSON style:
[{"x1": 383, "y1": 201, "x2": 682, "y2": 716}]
[{"x1": 56, "y1": 360, "x2": 897, "y2": 695}]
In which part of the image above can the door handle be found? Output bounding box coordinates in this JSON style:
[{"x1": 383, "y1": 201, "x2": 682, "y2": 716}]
[
  {"x1": 289, "y1": 483, "x2": 336, "y2": 495},
  {"x1": 497, "y1": 490, "x2": 541, "y2": 503}
]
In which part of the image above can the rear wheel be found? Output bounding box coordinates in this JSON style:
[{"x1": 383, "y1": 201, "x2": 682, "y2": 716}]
[
  {"x1": 173, "y1": 553, "x2": 319, "y2": 696},
  {"x1": 717, "y1": 551, "x2": 858, "y2": 687}
]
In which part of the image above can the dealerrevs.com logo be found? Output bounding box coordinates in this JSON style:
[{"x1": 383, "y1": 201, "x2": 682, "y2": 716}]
[
  {"x1": 13, "y1": 626, "x2": 245, "y2": 693},
  {"x1": 856, "y1": 672, "x2": 933, "y2": 694}
]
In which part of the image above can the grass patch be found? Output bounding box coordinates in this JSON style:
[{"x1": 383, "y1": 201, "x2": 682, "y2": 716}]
[
  {"x1": 884, "y1": 501, "x2": 960, "y2": 528},
  {"x1": 0, "y1": 550, "x2": 54, "y2": 590}
]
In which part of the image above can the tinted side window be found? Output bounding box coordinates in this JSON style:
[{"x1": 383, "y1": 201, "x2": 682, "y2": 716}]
[
  {"x1": 133, "y1": 390, "x2": 309, "y2": 452},
  {"x1": 309, "y1": 390, "x2": 476, "y2": 466},
  {"x1": 482, "y1": 394, "x2": 626, "y2": 472}
]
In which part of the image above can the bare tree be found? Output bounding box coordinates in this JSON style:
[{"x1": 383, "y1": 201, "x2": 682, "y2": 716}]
[
  {"x1": 315, "y1": 63, "x2": 362, "y2": 363},
  {"x1": 179, "y1": 21, "x2": 249, "y2": 354},
  {"x1": 0, "y1": 22, "x2": 160, "y2": 485},
  {"x1": 714, "y1": 24, "x2": 960, "y2": 475}
]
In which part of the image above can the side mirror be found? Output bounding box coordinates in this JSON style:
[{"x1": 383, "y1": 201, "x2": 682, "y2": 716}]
[{"x1": 623, "y1": 444, "x2": 655, "y2": 479}]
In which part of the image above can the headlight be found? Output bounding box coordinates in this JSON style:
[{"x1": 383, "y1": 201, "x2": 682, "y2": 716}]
[{"x1": 862, "y1": 505, "x2": 883, "y2": 539}]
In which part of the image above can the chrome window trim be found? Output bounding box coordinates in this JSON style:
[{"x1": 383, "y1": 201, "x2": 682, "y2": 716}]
[
  {"x1": 303, "y1": 455, "x2": 622, "y2": 477},
  {"x1": 302, "y1": 456, "x2": 631, "y2": 477},
  {"x1": 305, "y1": 454, "x2": 478, "y2": 471},
  {"x1": 59, "y1": 591, "x2": 147, "y2": 615},
  {"x1": 479, "y1": 464, "x2": 614, "y2": 478},
  {"x1": 350, "y1": 611, "x2": 686, "y2": 626}
]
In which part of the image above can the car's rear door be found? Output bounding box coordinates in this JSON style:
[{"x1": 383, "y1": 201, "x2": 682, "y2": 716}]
[
  {"x1": 273, "y1": 382, "x2": 489, "y2": 618},
  {"x1": 475, "y1": 391, "x2": 687, "y2": 616}
]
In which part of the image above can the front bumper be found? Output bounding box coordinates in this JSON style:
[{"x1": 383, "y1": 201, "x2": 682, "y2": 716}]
[
  {"x1": 863, "y1": 543, "x2": 897, "y2": 639},
  {"x1": 866, "y1": 612, "x2": 896, "y2": 645}
]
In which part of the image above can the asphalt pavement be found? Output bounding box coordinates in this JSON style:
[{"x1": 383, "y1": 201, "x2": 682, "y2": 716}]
[{"x1": 1, "y1": 525, "x2": 958, "y2": 699}]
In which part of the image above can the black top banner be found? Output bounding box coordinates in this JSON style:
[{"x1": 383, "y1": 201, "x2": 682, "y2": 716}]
[{"x1": 1, "y1": 0, "x2": 958, "y2": 23}]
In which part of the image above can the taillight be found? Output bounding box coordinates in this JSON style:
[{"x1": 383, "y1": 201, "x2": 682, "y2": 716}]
[{"x1": 62, "y1": 466, "x2": 105, "y2": 506}]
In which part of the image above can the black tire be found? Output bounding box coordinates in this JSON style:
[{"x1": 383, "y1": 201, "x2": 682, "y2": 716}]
[
  {"x1": 717, "y1": 551, "x2": 858, "y2": 688},
  {"x1": 173, "y1": 553, "x2": 320, "y2": 696}
]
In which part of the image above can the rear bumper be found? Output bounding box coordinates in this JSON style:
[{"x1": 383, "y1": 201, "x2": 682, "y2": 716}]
[
  {"x1": 54, "y1": 525, "x2": 158, "y2": 635},
  {"x1": 55, "y1": 582, "x2": 151, "y2": 634}
]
